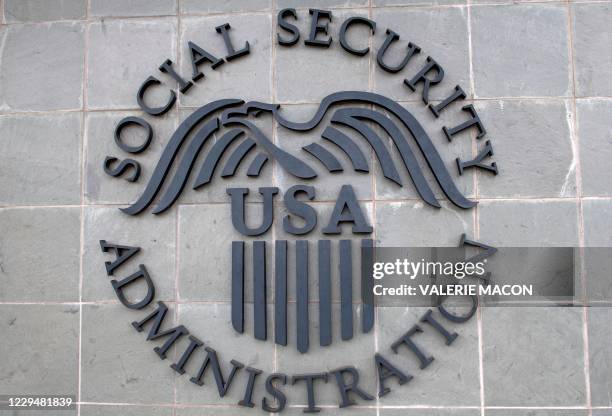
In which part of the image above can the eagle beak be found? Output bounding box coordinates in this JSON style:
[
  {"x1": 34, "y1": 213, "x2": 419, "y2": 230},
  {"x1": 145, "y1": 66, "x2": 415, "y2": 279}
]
[{"x1": 221, "y1": 102, "x2": 280, "y2": 124}]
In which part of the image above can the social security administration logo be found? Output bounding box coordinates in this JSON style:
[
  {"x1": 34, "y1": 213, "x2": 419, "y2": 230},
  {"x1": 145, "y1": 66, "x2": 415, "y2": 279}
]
[{"x1": 99, "y1": 9, "x2": 499, "y2": 412}]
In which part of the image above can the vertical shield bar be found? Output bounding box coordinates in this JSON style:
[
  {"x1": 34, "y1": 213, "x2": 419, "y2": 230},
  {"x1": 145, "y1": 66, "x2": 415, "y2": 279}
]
[
  {"x1": 296, "y1": 240, "x2": 309, "y2": 353},
  {"x1": 340, "y1": 239, "x2": 353, "y2": 341},
  {"x1": 361, "y1": 239, "x2": 375, "y2": 333},
  {"x1": 253, "y1": 241, "x2": 267, "y2": 340},
  {"x1": 231, "y1": 241, "x2": 244, "y2": 333},
  {"x1": 318, "y1": 240, "x2": 332, "y2": 346},
  {"x1": 275, "y1": 240, "x2": 288, "y2": 346}
]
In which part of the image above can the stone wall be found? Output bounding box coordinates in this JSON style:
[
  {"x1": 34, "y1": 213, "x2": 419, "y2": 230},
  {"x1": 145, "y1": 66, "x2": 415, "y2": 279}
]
[{"x1": 1, "y1": 0, "x2": 611, "y2": 415}]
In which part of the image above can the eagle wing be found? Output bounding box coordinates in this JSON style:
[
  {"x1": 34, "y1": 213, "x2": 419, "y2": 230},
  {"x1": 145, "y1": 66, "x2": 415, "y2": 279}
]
[{"x1": 121, "y1": 91, "x2": 476, "y2": 215}]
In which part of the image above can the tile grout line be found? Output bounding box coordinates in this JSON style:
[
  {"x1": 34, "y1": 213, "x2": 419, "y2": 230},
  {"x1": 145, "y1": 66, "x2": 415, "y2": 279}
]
[
  {"x1": 173, "y1": 205, "x2": 180, "y2": 416},
  {"x1": 269, "y1": 0, "x2": 278, "y2": 380},
  {"x1": 366, "y1": 0, "x2": 381, "y2": 414},
  {"x1": 565, "y1": 0, "x2": 592, "y2": 414},
  {"x1": 77, "y1": 2, "x2": 91, "y2": 415},
  {"x1": 173, "y1": 2, "x2": 181, "y2": 414},
  {"x1": 4, "y1": 0, "x2": 612, "y2": 27},
  {"x1": 476, "y1": 257, "x2": 486, "y2": 416},
  {"x1": 270, "y1": 0, "x2": 279, "y2": 405},
  {"x1": 6, "y1": 299, "x2": 608, "y2": 306},
  {"x1": 467, "y1": 0, "x2": 486, "y2": 413},
  {"x1": 3, "y1": 196, "x2": 611, "y2": 211},
  {"x1": 65, "y1": 401, "x2": 612, "y2": 409},
  {"x1": 467, "y1": 0, "x2": 477, "y2": 101},
  {"x1": 5, "y1": 95, "x2": 612, "y2": 117}
]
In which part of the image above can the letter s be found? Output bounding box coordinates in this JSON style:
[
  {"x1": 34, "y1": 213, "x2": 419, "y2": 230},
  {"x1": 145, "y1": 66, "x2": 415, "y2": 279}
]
[
  {"x1": 283, "y1": 185, "x2": 317, "y2": 235},
  {"x1": 262, "y1": 373, "x2": 287, "y2": 413}
]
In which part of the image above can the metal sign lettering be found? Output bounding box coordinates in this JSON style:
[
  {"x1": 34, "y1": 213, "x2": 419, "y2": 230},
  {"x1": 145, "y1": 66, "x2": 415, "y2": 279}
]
[{"x1": 100, "y1": 7, "x2": 500, "y2": 413}]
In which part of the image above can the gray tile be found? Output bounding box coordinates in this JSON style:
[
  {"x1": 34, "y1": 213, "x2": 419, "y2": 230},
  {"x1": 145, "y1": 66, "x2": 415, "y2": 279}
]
[
  {"x1": 584, "y1": 248, "x2": 612, "y2": 303},
  {"x1": 3, "y1": 0, "x2": 85, "y2": 22},
  {"x1": 179, "y1": 14, "x2": 272, "y2": 105},
  {"x1": 87, "y1": 19, "x2": 177, "y2": 110},
  {"x1": 377, "y1": 306, "x2": 480, "y2": 406},
  {"x1": 0, "y1": 411, "x2": 76, "y2": 416},
  {"x1": 0, "y1": 305, "x2": 79, "y2": 395},
  {"x1": 284, "y1": 409, "x2": 375, "y2": 416},
  {"x1": 82, "y1": 206, "x2": 176, "y2": 302},
  {"x1": 583, "y1": 199, "x2": 612, "y2": 247},
  {"x1": 475, "y1": 100, "x2": 576, "y2": 198},
  {"x1": 372, "y1": 7, "x2": 470, "y2": 102},
  {"x1": 482, "y1": 307, "x2": 586, "y2": 406},
  {"x1": 0, "y1": 207, "x2": 80, "y2": 302},
  {"x1": 486, "y1": 411, "x2": 588, "y2": 416},
  {"x1": 90, "y1": 0, "x2": 176, "y2": 17},
  {"x1": 471, "y1": 4, "x2": 571, "y2": 98},
  {"x1": 0, "y1": 113, "x2": 82, "y2": 205},
  {"x1": 382, "y1": 411, "x2": 479, "y2": 416},
  {"x1": 576, "y1": 100, "x2": 612, "y2": 197},
  {"x1": 376, "y1": 201, "x2": 474, "y2": 246},
  {"x1": 176, "y1": 408, "x2": 273, "y2": 416},
  {"x1": 84, "y1": 110, "x2": 177, "y2": 205},
  {"x1": 472, "y1": 0, "x2": 560, "y2": 3},
  {"x1": 181, "y1": 0, "x2": 270, "y2": 14},
  {"x1": 374, "y1": 0, "x2": 464, "y2": 5},
  {"x1": 175, "y1": 303, "x2": 275, "y2": 405},
  {"x1": 276, "y1": 305, "x2": 376, "y2": 406},
  {"x1": 572, "y1": 3, "x2": 612, "y2": 97},
  {"x1": 588, "y1": 307, "x2": 612, "y2": 406},
  {"x1": 275, "y1": 9, "x2": 370, "y2": 103},
  {"x1": 476, "y1": 246, "x2": 579, "y2": 307},
  {"x1": 178, "y1": 204, "x2": 272, "y2": 302},
  {"x1": 0, "y1": 22, "x2": 84, "y2": 111},
  {"x1": 276, "y1": 0, "x2": 369, "y2": 8},
  {"x1": 80, "y1": 304, "x2": 176, "y2": 403},
  {"x1": 371, "y1": 101, "x2": 474, "y2": 201},
  {"x1": 593, "y1": 410, "x2": 612, "y2": 416},
  {"x1": 274, "y1": 104, "x2": 373, "y2": 202},
  {"x1": 478, "y1": 200, "x2": 579, "y2": 247},
  {"x1": 80, "y1": 405, "x2": 172, "y2": 416}
]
